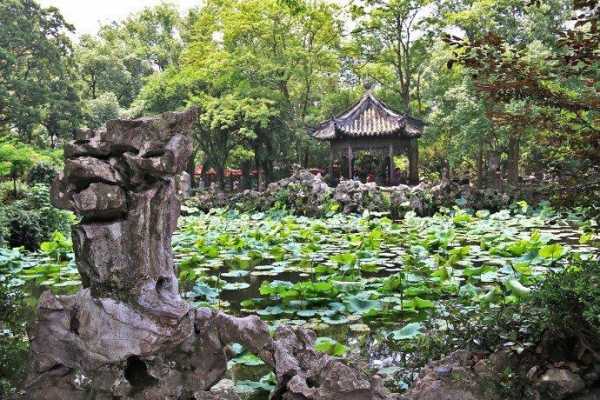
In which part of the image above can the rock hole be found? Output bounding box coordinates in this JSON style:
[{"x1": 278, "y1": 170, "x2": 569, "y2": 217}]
[
  {"x1": 114, "y1": 145, "x2": 139, "y2": 155},
  {"x1": 124, "y1": 356, "x2": 158, "y2": 392},
  {"x1": 156, "y1": 277, "x2": 170, "y2": 293},
  {"x1": 306, "y1": 376, "x2": 320, "y2": 388},
  {"x1": 80, "y1": 272, "x2": 91, "y2": 289},
  {"x1": 142, "y1": 149, "x2": 165, "y2": 158},
  {"x1": 69, "y1": 308, "x2": 80, "y2": 335}
]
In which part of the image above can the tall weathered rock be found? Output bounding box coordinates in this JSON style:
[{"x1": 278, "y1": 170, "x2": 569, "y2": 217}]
[{"x1": 26, "y1": 110, "x2": 390, "y2": 400}]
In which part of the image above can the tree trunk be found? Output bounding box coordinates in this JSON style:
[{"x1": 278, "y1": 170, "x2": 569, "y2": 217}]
[
  {"x1": 264, "y1": 159, "x2": 274, "y2": 184},
  {"x1": 186, "y1": 154, "x2": 196, "y2": 186},
  {"x1": 201, "y1": 161, "x2": 209, "y2": 189},
  {"x1": 442, "y1": 158, "x2": 451, "y2": 181},
  {"x1": 402, "y1": 90, "x2": 410, "y2": 114},
  {"x1": 477, "y1": 138, "x2": 484, "y2": 187},
  {"x1": 488, "y1": 151, "x2": 501, "y2": 190},
  {"x1": 416, "y1": 70, "x2": 423, "y2": 115},
  {"x1": 264, "y1": 140, "x2": 275, "y2": 183},
  {"x1": 241, "y1": 160, "x2": 252, "y2": 190},
  {"x1": 507, "y1": 132, "x2": 520, "y2": 185},
  {"x1": 216, "y1": 165, "x2": 225, "y2": 190},
  {"x1": 254, "y1": 150, "x2": 261, "y2": 190},
  {"x1": 12, "y1": 171, "x2": 17, "y2": 197},
  {"x1": 303, "y1": 148, "x2": 309, "y2": 168}
]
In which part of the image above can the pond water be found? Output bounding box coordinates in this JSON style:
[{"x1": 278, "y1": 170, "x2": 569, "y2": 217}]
[{"x1": 2, "y1": 205, "x2": 598, "y2": 397}]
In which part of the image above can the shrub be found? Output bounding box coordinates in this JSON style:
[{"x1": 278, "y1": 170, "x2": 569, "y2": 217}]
[
  {"x1": 391, "y1": 256, "x2": 600, "y2": 398},
  {"x1": 0, "y1": 280, "x2": 28, "y2": 398},
  {"x1": 0, "y1": 184, "x2": 73, "y2": 250},
  {"x1": 530, "y1": 256, "x2": 600, "y2": 340},
  {"x1": 26, "y1": 162, "x2": 58, "y2": 186}
]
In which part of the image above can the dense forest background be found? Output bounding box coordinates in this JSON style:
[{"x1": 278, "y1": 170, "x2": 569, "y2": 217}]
[{"x1": 1, "y1": 0, "x2": 598, "y2": 191}]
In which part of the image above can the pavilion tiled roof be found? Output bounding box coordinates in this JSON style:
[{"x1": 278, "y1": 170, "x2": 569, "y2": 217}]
[{"x1": 313, "y1": 92, "x2": 423, "y2": 140}]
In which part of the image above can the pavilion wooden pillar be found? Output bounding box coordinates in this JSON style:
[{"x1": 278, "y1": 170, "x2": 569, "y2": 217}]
[
  {"x1": 347, "y1": 145, "x2": 353, "y2": 179},
  {"x1": 329, "y1": 146, "x2": 335, "y2": 184},
  {"x1": 388, "y1": 143, "x2": 394, "y2": 185},
  {"x1": 408, "y1": 138, "x2": 419, "y2": 185}
]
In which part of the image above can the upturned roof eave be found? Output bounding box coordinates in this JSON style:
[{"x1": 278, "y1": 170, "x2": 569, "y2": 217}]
[
  {"x1": 311, "y1": 91, "x2": 424, "y2": 140},
  {"x1": 313, "y1": 126, "x2": 422, "y2": 140}
]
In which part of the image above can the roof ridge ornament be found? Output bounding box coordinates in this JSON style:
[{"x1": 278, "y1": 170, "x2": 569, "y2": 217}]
[{"x1": 362, "y1": 79, "x2": 374, "y2": 93}]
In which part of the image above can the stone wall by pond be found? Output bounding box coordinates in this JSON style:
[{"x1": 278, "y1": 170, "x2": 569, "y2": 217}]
[{"x1": 25, "y1": 110, "x2": 390, "y2": 400}]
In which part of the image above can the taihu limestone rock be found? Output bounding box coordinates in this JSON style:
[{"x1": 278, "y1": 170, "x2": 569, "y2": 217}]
[{"x1": 26, "y1": 109, "x2": 390, "y2": 400}]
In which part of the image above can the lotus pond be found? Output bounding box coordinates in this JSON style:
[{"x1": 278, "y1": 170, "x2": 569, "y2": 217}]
[{"x1": 1, "y1": 204, "x2": 599, "y2": 397}]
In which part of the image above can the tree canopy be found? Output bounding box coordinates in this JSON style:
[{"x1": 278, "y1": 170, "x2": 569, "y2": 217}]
[{"x1": 0, "y1": 0, "x2": 597, "y2": 189}]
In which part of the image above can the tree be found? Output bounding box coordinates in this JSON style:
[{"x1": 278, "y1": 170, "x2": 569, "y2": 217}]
[
  {"x1": 75, "y1": 3, "x2": 184, "y2": 111},
  {"x1": 76, "y1": 34, "x2": 154, "y2": 108},
  {"x1": 40, "y1": 80, "x2": 82, "y2": 148},
  {"x1": 443, "y1": 0, "x2": 599, "y2": 184},
  {"x1": 0, "y1": 0, "x2": 80, "y2": 142},
  {"x1": 192, "y1": 94, "x2": 277, "y2": 189},
  {"x1": 349, "y1": 0, "x2": 432, "y2": 113},
  {"x1": 83, "y1": 92, "x2": 121, "y2": 129},
  {"x1": 419, "y1": 42, "x2": 492, "y2": 181},
  {"x1": 133, "y1": 66, "x2": 204, "y2": 115},
  {"x1": 173, "y1": 0, "x2": 343, "y2": 179},
  {"x1": 99, "y1": 3, "x2": 184, "y2": 71},
  {"x1": 0, "y1": 141, "x2": 36, "y2": 197}
]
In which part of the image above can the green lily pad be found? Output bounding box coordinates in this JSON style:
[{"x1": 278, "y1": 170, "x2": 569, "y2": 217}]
[{"x1": 388, "y1": 322, "x2": 423, "y2": 341}]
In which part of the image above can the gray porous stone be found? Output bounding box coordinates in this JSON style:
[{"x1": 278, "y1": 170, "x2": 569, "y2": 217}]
[{"x1": 536, "y1": 368, "x2": 586, "y2": 400}]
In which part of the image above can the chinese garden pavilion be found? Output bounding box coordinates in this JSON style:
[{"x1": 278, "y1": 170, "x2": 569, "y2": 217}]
[{"x1": 313, "y1": 91, "x2": 424, "y2": 185}]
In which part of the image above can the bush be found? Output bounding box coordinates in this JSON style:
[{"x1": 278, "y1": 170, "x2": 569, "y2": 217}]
[
  {"x1": 431, "y1": 256, "x2": 600, "y2": 354},
  {"x1": 0, "y1": 280, "x2": 28, "y2": 398},
  {"x1": 26, "y1": 162, "x2": 58, "y2": 186},
  {"x1": 530, "y1": 256, "x2": 600, "y2": 340},
  {"x1": 0, "y1": 184, "x2": 73, "y2": 250},
  {"x1": 394, "y1": 256, "x2": 600, "y2": 398}
]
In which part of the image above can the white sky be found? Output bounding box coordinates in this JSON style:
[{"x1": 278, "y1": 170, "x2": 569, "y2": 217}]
[{"x1": 38, "y1": 0, "x2": 201, "y2": 35}]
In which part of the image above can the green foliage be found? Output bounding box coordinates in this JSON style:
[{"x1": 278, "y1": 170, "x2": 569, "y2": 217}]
[
  {"x1": 260, "y1": 280, "x2": 339, "y2": 300},
  {"x1": 132, "y1": 66, "x2": 195, "y2": 114},
  {"x1": 163, "y1": 206, "x2": 598, "y2": 334},
  {"x1": 531, "y1": 257, "x2": 600, "y2": 337},
  {"x1": 0, "y1": 184, "x2": 73, "y2": 250},
  {"x1": 99, "y1": 3, "x2": 183, "y2": 72},
  {"x1": 1, "y1": 0, "x2": 597, "y2": 197},
  {"x1": 0, "y1": 141, "x2": 36, "y2": 196},
  {"x1": 441, "y1": 0, "x2": 598, "y2": 186},
  {"x1": 75, "y1": 2, "x2": 183, "y2": 112},
  {"x1": 0, "y1": 0, "x2": 80, "y2": 141},
  {"x1": 397, "y1": 256, "x2": 600, "y2": 397},
  {"x1": 1, "y1": 204, "x2": 598, "y2": 397},
  {"x1": 314, "y1": 337, "x2": 347, "y2": 356},
  {"x1": 39, "y1": 232, "x2": 72, "y2": 262},
  {"x1": 538, "y1": 243, "x2": 566, "y2": 260},
  {"x1": 0, "y1": 280, "x2": 28, "y2": 397},
  {"x1": 191, "y1": 94, "x2": 277, "y2": 187},
  {"x1": 230, "y1": 352, "x2": 265, "y2": 367},
  {"x1": 76, "y1": 34, "x2": 149, "y2": 111},
  {"x1": 83, "y1": 92, "x2": 121, "y2": 129},
  {"x1": 349, "y1": 0, "x2": 433, "y2": 112},
  {"x1": 158, "y1": 0, "x2": 344, "y2": 174},
  {"x1": 389, "y1": 322, "x2": 423, "y2": 341},
  {"x1": 26, "y1": 162, "x2": 58, "y2": 186}
]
